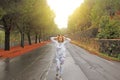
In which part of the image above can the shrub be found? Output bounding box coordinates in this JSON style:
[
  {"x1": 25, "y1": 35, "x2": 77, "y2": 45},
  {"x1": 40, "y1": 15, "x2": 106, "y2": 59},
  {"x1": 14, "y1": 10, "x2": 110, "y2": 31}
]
[{"x1": 97, "y1": 16, "x2": 120, "y2": 39}]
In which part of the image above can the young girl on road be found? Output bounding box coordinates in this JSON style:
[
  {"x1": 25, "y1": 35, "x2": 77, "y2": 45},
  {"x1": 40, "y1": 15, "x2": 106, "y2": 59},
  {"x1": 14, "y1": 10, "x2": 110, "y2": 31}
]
[{"x1": 51, "y1": 35, "x2": 71, "y2": 80}]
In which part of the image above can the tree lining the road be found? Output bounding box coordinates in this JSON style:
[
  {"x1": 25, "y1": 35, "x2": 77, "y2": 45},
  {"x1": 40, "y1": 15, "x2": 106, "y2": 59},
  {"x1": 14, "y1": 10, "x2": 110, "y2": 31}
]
[
  {"x1": 67, "y1": 0, "x2": 120, "y2": 59},
  {"x1": 0, "y1": 0, "x2": 59, "y2": 50},
  {"x1": 68, "y1": 0, "x2": 120, "y2": 39}
]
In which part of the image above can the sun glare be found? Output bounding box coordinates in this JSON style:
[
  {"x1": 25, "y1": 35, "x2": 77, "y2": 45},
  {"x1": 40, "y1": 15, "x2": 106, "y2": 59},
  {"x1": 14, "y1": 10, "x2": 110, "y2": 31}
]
[{"x1": 47, "y1": 0, "x2": 84, "y2": 29}]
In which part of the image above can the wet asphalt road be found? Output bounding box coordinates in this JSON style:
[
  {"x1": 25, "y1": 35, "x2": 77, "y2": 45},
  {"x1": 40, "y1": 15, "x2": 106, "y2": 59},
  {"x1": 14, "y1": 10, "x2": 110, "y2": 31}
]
[
  {"x1": 65, "y1": 44, "x2": 120, "y2": 80},
  {"x1": 0, "y1": 43, "x2": 55, "y2": 80},
  {"x1": 46, "y1": 43, "x2": 120, "y2": 80},
  {"x1": 0, "y1": 43, "x2": 120, "y2": 80}
]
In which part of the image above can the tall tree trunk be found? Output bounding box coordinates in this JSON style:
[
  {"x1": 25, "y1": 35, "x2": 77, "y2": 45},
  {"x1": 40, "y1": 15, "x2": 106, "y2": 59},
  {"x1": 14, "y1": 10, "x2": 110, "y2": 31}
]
[
  {"x1": 2, "y1": 16, "x2": 11, "y2": 51},
  {"x1": 35, "y1": 34, "x2": 37, "y2": 44},
  {"x1": 20, "y1": 32, "x2": 24, "y2": 48},
  {"x1": 41, "y1": 29, "x2": 44, "y2": 41},
  {"x1": 27, "y1": 33, "x2": 31, "y2": 45},
  {"x1": 4, "y1": 29, "x2": 10, "y2": 50},
  {"x1": 38, "y1": 34, "x2": 41, "y2": 43}
]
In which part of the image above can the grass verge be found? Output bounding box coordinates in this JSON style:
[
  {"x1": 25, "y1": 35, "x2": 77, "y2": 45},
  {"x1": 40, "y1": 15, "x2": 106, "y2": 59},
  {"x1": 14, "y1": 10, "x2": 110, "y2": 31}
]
[{"x1": 71, "y1": 40, "x2": 120, "y2": 62}]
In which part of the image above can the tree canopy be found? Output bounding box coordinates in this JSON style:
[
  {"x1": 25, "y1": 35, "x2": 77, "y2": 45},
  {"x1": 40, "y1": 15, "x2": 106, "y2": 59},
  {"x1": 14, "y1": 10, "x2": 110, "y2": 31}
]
[
  {"x1": 0, "y1": 0, "x2": 58, "y2": 50},
  {"x1": 68, "y1": 0, "x2": 120, "y2": 39}
]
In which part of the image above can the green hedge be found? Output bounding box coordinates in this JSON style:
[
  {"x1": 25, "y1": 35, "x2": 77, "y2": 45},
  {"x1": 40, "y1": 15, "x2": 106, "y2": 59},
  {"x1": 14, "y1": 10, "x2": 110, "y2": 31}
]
[
  {"x1": 69, "y1": 28, "x2": 120, "y2": 58},
  {"x1": 98, "y1": 39, "x2": 120, "y2": 57}
]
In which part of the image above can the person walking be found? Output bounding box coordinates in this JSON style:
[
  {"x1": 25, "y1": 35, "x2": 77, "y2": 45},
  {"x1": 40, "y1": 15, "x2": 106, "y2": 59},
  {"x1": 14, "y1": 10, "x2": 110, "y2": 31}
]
[{"x1": 51, "y1": 35, "x2": 71, "y2": 80}]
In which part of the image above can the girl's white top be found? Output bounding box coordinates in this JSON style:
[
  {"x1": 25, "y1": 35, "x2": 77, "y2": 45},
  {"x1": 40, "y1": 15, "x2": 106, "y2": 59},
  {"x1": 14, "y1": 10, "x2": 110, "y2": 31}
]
[{"x1": 51, "y1": 37, "x2": 71, "y2": 59}]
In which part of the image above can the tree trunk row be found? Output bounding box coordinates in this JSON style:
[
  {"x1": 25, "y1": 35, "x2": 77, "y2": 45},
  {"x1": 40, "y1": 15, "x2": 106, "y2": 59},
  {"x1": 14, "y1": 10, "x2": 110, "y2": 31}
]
[{"x1": 2, "y1": 16, "x2": 48, "y2": 51}]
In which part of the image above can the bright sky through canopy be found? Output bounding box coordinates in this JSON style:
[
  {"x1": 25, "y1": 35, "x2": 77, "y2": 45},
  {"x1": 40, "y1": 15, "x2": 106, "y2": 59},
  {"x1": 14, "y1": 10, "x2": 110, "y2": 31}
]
[{"x1": 47, "y1": 0, "x2": 84, "y2": 29}]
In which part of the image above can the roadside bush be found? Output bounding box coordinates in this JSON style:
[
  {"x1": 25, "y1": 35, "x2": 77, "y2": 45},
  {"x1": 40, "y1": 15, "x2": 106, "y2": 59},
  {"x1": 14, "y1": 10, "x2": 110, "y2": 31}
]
[
  {"x1": 98, "y1": 39, "x2": 120, "y2": 58},
  {"x1": 97, "y1": 16, "x2": 120, "y2": 39}
]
